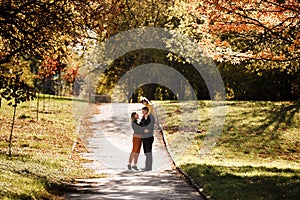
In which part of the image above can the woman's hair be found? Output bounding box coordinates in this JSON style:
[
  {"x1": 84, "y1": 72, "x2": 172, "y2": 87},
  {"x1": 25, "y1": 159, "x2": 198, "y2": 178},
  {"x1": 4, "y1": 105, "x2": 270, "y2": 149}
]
[{"x1": 131, "y1": 112, "x2": 137, "y2": 122}]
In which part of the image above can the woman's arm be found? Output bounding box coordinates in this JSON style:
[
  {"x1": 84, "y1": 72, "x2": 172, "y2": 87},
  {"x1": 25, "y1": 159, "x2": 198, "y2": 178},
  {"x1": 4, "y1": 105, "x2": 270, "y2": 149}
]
[{"x1": 132, "y1": 121, "x2": 144, "y2": 134}]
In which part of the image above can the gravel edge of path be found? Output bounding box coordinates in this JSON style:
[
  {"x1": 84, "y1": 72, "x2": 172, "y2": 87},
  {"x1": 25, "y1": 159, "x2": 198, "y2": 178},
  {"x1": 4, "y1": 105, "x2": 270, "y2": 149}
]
[{"x1": 159, "y1": 126, "x2": 212, "y2": 200}]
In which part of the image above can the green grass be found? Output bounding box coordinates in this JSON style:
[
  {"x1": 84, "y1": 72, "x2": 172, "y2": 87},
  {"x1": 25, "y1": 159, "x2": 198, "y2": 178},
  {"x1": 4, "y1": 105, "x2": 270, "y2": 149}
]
[
  {"x1": 0, "y1": 95, "x2": 98, "y2": 199},
  {"x1": 155, "y1": 100, "x2": 300, "y2": 200}
]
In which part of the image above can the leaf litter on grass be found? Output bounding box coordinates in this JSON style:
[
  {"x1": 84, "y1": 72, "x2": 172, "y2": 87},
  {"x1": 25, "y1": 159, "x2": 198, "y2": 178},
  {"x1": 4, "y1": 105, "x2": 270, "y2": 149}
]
[{"x1": 0, "y1": 96, "x2": 102, "y2": 199}]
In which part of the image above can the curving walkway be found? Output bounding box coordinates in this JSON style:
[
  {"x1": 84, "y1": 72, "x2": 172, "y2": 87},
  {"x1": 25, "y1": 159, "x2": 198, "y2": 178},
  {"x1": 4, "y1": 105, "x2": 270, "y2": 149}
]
[{"x1": 64, "y1": 103, "x2": 204, "y2": 200}]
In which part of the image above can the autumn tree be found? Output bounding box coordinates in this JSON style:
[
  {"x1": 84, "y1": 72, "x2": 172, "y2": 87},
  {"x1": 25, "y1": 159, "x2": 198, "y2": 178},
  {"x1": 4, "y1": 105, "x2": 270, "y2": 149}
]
[
  {"x1": 0, "y1": 0, "x2": 123, "y2": 103},
  {"x1": 0, "y1": 0, "x2": 123, "y2": 63},
  {"x1": 171, "y1": 0, "x2": 300, "y2": 63},
  {"x1": 79, "y1": 0, "x2": 178, "y2": 100},
  {"x1": 0, "y1": 70, "x2": 36, "y2": 156},
  {"x1": 63, "y1": 66, "x2": 79, "y2": 95},
  {"x1": 167, "y1": 0, "x2": 300, "y2": 99}
]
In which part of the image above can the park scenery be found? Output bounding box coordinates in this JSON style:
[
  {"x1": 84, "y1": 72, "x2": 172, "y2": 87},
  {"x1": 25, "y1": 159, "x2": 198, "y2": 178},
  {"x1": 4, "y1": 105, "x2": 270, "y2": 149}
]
[{"x1": 0, "y1": 0, "x2": 300, "y2": 200}]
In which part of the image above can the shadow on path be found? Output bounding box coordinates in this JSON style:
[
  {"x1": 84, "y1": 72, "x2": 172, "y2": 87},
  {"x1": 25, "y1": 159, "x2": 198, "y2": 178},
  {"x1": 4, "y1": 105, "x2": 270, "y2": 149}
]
[
  {"x1": 66, "y1": 170, "x2": 201, "y2": 200},
  {"x1": 64, "y1": 103, "x2": 203, "y2": 200}
]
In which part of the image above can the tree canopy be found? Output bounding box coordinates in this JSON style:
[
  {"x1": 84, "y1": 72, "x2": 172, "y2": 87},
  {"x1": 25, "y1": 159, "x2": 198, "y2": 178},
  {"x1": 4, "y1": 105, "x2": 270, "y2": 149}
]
[
  {"x1": 169, "y1": 0, "x2": 300, "y2": 69},
  {"x1": 0, "y1": 0, "x2": 299, "y2": 101},
  {"x1": 0, "y1": 0, "x2": 122, "y2": 103},
  {"x1": 0, "y1": 0, "x2": 123, "y2": 64}
]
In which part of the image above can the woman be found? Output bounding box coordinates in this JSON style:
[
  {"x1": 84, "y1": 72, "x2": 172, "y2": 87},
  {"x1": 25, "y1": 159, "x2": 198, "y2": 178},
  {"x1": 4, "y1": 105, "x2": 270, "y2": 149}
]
[{"x1": 128, "y1": 112, "x2": 142, "y2": 170}]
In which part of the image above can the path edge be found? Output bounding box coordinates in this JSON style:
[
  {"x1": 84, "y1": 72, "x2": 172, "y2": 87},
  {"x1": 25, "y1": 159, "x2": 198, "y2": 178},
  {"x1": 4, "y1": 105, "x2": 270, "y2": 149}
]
[{"x1": 159, "y1": 128, "x2": 213, "y2": 200}]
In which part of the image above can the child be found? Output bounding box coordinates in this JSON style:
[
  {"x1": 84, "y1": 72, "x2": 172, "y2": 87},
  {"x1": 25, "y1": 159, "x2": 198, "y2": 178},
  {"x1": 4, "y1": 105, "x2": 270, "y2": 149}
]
[
  {"x1": 141, "y1": 97, "x2": 156, "y2": 116},
  {"x1": 141, "y1": 97, "x2": 161, "y2": 130}
]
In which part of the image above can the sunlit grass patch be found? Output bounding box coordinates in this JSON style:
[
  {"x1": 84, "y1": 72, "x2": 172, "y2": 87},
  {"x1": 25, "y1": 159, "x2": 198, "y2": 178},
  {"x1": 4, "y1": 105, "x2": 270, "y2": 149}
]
[
  {"x1": 182, "y1": 163, "x2": 300, "y2": 200},
  {"x1": 155, "y1": 100, "x2": 300, "y2": 200},
  {"x1": 0, "y1": 95, "x2": 101, "y2": 199}
]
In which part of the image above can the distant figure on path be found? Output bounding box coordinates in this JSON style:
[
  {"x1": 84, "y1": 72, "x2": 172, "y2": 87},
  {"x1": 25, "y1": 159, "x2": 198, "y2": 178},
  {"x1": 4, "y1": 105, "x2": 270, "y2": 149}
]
[
  {"x1": 140, "y1": 107, "x2": 155, "y2": 171},
  {"x1": 128, "y1": 112, "x2": 142, "y2": 170}
]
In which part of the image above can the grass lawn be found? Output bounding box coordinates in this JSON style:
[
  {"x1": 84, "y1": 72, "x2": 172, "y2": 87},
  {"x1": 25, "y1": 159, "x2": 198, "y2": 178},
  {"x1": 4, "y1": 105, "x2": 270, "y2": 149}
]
[
  {"x1": 0, "y1": 95, "x2": 98, "y2": 199},
  {"x1": 155, "y1": 100, "x2": 300, "y2": 200}
]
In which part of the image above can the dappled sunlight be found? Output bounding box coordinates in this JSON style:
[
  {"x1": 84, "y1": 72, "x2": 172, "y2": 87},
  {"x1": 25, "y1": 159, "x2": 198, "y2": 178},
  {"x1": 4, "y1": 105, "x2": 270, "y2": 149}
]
[
  {"x1": 66, "y1": 172, "x2": 201, "y2": 199},
  {"x1": 0, "y1": 97, "x2": 99, "y2": 199},
  {"x1": 181, "y1": 163, "x2": 300, "y2": 200},
  {"x1": 155, "y1": 100, "x2": 300, "y2": 199}
]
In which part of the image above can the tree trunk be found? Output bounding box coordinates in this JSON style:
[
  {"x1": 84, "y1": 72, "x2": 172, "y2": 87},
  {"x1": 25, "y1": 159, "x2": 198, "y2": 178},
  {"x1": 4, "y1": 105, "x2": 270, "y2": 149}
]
[
  {"x1": 43, "y1": 93, "x2": 46, "y2": 111},
  {"x1": 131, "y1": 90, "x2": 139, "y2": 103},
  {"x1": 36, "y1": 93, "x2": 39, "y2": 121},
  {"x1": 8, "y1": 105, "x2": 17, "y2": 157}
]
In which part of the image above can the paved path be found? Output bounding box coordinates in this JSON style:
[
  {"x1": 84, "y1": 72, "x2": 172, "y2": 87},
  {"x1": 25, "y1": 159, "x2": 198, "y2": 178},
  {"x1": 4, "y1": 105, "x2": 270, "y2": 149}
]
[{"x1": 64, "y1": 103, "x2": 204, "y2": 200}]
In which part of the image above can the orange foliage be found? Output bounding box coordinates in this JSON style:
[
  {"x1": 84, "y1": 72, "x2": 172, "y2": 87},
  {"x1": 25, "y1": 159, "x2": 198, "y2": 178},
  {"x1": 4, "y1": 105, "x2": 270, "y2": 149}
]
[
  {"x1": 37, "y1": 57, "x2": 61, "y2": 79},
  {"x1": 187, "y1": 0, "x2": 300, "y2": 62},
  {"x1": 64, "y1": 67, "x2": 79, "y2": 83}
]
